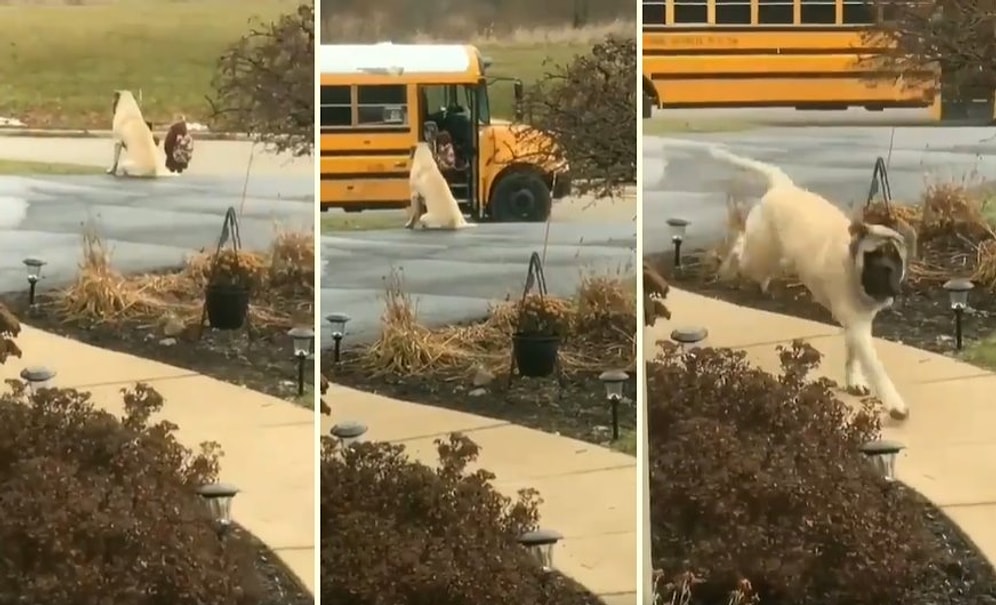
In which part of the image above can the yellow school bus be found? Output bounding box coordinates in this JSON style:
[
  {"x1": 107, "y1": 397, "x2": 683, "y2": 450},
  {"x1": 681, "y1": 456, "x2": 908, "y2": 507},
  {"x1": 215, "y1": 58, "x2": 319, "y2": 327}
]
[
  {"x1": 319, "y1": 43, "x2": 570, "y2": 222},
  {"x1": 641, "y1": 0, "x2": 995, "y2": 122}
]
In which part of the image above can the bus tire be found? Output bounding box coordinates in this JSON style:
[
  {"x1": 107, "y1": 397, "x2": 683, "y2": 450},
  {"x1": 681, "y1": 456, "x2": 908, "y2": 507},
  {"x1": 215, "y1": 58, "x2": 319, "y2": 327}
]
[{"x1": 490, "y1": 171, "x2": 551, "y2": 222}]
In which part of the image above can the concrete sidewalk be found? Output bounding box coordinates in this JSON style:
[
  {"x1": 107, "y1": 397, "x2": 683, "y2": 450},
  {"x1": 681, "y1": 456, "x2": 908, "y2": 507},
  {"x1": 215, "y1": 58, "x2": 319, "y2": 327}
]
[
  {"x1": 649, "y1": 288, "x2": 996, "y2": 565},
  {"x1": 1, "y1": 325, "x2": 316, "y2": 593},
  {"x1": 326, "y1": 385, "x2": 637, "y2": 602}
]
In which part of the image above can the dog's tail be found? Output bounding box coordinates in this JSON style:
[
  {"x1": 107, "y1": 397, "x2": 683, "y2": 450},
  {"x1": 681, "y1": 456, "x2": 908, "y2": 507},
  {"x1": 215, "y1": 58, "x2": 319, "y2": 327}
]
[{"x1": 708, "y1": 146, "x2": 793, "y2": 191}]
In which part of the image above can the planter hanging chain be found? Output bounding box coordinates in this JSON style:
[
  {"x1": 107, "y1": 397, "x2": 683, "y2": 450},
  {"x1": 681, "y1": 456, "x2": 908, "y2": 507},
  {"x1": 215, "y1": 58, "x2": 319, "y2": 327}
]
[
  {"x1": 865, "y1": 156, "x2": 893, "y2": 211},
  {"x1": 505, "y1": 251, "x2": 564, "y2": 393},
  {"x1": 196, "y1": 206, "x2": 253, "y2": 342}
]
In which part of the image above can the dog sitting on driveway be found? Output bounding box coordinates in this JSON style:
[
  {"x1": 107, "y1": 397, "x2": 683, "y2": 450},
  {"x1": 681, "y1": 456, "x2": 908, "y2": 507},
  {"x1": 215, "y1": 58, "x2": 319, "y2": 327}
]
[
  {"x1": 404, "y1": 142, "x2": 475, "y2": 230},
  {"x1": 108, "y1": 90, "x2": 168, "y2": 178},
  {"x1": 708, "y1": 145, "x2": 912, "y2": 420}
]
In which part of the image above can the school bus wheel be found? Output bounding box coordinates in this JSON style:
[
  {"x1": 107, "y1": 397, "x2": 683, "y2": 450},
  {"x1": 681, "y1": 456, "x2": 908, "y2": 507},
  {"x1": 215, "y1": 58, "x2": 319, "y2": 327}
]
[{"x1": 490, "y1": 170, "x2": 552, "y2": 223}]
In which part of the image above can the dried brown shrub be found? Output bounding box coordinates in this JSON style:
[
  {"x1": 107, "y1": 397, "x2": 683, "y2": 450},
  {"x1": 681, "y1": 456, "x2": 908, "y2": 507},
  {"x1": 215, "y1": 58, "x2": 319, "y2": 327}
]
[
  {"x1": 648, "y1": 341, "x2": 939, "y2": 604},
  {"x1": 320, "y1": 432, "x2": 603, "y2": 604}
]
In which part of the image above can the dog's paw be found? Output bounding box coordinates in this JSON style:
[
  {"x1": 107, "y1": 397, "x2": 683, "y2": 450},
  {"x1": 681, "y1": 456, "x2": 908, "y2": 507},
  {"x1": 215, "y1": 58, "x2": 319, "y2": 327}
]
[
  {"x1": 105, "y1": 167, "x2": 116, "y2": 176},
  {"x1": 888, "y1": 406, "x2": 910, "y2": 421},
  {"x1": 845, "y1": 380, "x2": 871, "y2": 396}
]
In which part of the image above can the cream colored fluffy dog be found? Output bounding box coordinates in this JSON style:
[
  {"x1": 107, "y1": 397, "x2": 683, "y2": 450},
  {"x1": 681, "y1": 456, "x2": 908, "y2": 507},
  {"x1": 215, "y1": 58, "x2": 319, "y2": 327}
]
[
  {"x1": 709, "y1": 146, "x2": 911, "y2": 420},
  {"x1": 108, "y1": 90, "x2": 169, "y2": 178},
  {"x1": 404, "y1": 142, "x2": 475, "y2": 230}
]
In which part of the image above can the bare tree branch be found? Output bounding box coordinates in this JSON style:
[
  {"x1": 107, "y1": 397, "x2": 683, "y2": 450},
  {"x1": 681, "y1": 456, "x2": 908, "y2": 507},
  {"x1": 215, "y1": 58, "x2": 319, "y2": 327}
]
[
  {"x1": 510, "y1": 35, "x2": 636, "y2": 198},
  {"x1": 208, "y1": 2, "x2": 314, "y2": 157},
  {"x1": 865, "y1": 0, "x2": 996, "y2": 93}
]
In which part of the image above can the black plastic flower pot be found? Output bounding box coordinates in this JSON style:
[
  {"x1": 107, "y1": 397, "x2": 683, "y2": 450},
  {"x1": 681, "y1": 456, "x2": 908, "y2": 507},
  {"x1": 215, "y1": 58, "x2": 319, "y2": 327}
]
[
  {"x1": 512, "y1": 333, "x2": 561, "y2": 377},
  {"x1": 205, "y1": 283, "x2": 250, "y2": 330}
]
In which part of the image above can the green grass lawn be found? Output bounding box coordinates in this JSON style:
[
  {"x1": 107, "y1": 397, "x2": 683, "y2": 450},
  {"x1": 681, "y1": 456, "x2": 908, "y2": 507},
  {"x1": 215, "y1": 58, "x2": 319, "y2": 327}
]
[
  {"x1": 480, "y1": 43, "x2": 593, "y2": 120},
  {"x1": 642, "y1": 117, "x2": 761, "y2": 136},
  {"x1": 321, "y1": 212, "x2": 402, "y2": 232},
  {"x1": 0, "y1": 0, "x2": 298, "y2": 129},
  {"x1": 0, "y1": 158, "x2": 103, "y2": 175}
]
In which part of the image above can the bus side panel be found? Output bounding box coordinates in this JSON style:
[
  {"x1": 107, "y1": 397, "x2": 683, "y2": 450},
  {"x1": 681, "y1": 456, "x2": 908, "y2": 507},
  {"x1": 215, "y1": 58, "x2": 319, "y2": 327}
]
[
  {"x1": 643, "y1": 29, "x2": 935, "y2": 110},
  {"x1": 650, "y1": 75, "x2": 933, "y2": 108},
  {"x1": 319, "y1": 131, "x2": 415, "y2": 210}
]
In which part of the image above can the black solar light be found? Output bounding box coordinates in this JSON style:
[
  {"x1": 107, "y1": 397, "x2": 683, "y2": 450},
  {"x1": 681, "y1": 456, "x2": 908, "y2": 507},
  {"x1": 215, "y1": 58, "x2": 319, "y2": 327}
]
[
  {"x1": 943, "y1": 278, "x2": 974, "y2": 350},
  {"x1": 326, "y1": 312, "x2": 351, "y2": 363},
  {"x1": 517, "y1": 528, "x2": 563, "y2": 572},
  {"x1": 666, "y1": 218, "x2": 689, "y2": 268},
  {"x1": 287, "y1": 326, "x2": 315, "y2": 396},
  {"x1": 859, "y1": 439, "x2": 905, "y2": 482},
  {"x1": 599, "y1": 370, "x2": 629, "y2": 441},
  {"x1": 331, "y1": 421, "x2": 367, "y2": 446},
  {"x1": 670, "y1": 326, "x2": 708, "y2": 352},
  {"x1": 196, "y1": 482, "x2": 240, "y2": 538}
]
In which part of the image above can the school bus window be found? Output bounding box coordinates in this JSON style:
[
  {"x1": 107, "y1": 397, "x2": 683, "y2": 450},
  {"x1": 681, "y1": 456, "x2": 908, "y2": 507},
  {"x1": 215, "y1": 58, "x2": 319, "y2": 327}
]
[
  {"x1": 673, "y1": 0, "x2": 708, "y2": 23},
  {"x1": 757, "y1": 0, "x2": 794, "y2": 24},
  {"x1": 800, "y1": 0, "x2": 836, "y2": 24},
  {"x1": 642, "y1": 0, "x2": 665, "y2": 25},
  {"x1": 471, "y1": 86, "x2": 490, "y2": 124},
  {"x1": 715, "y1": 0, "x2": 751, "y2": 25},
  {"x1": 842, "y1": 0, "x2": 874, "y2": 23},
  {"x1": 319, "y1": 85, "x2": 351, "y2": 129},
  {"x1": 356, "y1": 84, "x2": 408, "y2": 126}
]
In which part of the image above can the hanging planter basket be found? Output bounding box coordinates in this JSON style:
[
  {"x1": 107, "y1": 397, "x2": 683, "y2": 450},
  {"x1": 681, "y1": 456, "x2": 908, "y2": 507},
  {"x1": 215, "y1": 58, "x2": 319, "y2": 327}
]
[
  {"x1": 506, "y1": 251, "x2": 565, "y2": 385},
  {"x1": 205, "y1": 282, "x2": 250, "y2": 330},
  {"x1": 197, "y1": 207, "x2": 253, "y2": 335},
  {"x1": 512, "y1": 332, "x2": 560, "y2": 377}
]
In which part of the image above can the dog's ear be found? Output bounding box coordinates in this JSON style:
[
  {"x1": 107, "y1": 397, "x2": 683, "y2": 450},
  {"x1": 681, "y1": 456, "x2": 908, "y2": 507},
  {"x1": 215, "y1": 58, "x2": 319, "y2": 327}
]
[{"x1": 848, "y1": 220, "x2": 870, "y2": 240}]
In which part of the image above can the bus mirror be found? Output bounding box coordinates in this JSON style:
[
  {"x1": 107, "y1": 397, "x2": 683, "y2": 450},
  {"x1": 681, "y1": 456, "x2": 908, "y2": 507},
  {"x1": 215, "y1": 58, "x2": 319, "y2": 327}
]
[{"x1": 513, "y1": 80, "x2": 524, "y2": 121}]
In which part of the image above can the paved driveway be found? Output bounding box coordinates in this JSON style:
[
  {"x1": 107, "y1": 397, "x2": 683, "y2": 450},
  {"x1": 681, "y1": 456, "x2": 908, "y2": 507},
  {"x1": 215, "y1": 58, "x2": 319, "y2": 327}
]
[
  {"x1": 0, "y1": 173, "x2": 312, "y2": 294},
  {"x1": 320, "y1": 221, "x2": 636, "y2": 348}
]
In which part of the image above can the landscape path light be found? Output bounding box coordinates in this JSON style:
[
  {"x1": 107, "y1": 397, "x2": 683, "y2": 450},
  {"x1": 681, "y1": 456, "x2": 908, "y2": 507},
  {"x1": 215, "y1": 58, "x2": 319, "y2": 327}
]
[
  {"x1": 670, "y1": 326, "x2": 708, "y2": 352},
  {"x1": 598, "y1": 369, "x2": 629, "y2": 441},
  {"x1": 326, "y1": 312, "x2": 351, "y2": 363},
  {"x1": 331, "y1": 421, "x2": 367, "y2": 446},
  {"x1": 943, "y1": 278, "x2": 974, "y2": 350},
  {"x1": 196, "y1": 482, "x2": 240, "y2": 538},
  {"x1": 517, "y1": 528, "x2": 563, "y2": 572},
  {"x1": 23, "y1": 257, "x2": 45, "y2": 308},
  {"x1": 859, "y1": 439, "x2": 905, "y2": 482},
  {"x1": 287, "y1": 326, "x2": 315, "y2": 397},
  {"x1": 20, "y1": 366, "x2": 55, "y2": 394},
  {"x1": 666, "y1": 218, "x2": 689, "y2": 269}
]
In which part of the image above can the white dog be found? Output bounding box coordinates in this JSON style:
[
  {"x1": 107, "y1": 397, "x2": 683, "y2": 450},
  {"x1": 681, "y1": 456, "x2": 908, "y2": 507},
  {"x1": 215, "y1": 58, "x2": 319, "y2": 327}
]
[
  {"x1": 108, "y1": 90, "x2": 169, "y2": 178},
  {"x1": 404, "y1": 142, "x2": 475, "y2": 230},
  {"x1": 709, "y1": 146, "x2": 911, "y2": 420}
]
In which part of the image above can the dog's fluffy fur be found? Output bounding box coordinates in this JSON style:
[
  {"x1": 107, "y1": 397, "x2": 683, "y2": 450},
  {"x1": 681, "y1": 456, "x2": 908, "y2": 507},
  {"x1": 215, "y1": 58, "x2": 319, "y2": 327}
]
[
  {"x1": 710, "y1": 146, "x2": 911, "y2": 420},
  {"x1": 109, "y1": 90, "x2": 169, "y2": 178},
  {"x1": 404, "y1": 142, "x2": 475, "y2": 230}
]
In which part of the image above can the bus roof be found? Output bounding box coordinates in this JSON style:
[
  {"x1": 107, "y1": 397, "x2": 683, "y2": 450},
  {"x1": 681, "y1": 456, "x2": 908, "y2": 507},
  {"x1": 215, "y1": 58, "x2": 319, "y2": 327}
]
[{"x1": 319, "y1": 43, "x2": 482, "y2": 77}]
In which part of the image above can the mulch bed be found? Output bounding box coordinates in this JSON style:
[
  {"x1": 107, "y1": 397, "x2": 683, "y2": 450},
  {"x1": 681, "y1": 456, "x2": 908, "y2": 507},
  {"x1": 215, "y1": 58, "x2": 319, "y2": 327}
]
[
  {"x1": 906, "y1": 484, "x2": 996, "y2": 605},
  {"x1": 647, "y1": 245, "x2": 996, "y2": 355},
  {"x1": 326, "y1": 355, "x2": 637, "y2": 449},
  {"x1": 231, "y1": 524, "x2": 312, "y2": 605},
  {"x1": 0, "y1": 291, "x2": 314, "y2": 406}
]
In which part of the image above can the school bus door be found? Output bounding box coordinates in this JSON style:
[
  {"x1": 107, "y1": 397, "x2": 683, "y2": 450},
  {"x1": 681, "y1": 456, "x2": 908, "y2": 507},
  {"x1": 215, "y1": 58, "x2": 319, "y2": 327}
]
[{"x1": 417, "y1": 82, "x2": 482, "y2": 218}]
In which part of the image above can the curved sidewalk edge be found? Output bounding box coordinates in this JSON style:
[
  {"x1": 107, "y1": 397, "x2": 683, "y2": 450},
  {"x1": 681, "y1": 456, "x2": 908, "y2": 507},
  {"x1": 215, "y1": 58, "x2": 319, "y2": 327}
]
[
  {"x1": 652, "y1": 288, "x2": 996, "y2": 565},
  {"x1": 326, "y1": 384, "x2": 638, "y2": 598},
  {"x1": 2, "y1": 325, "x2": 316, "y2": 594}
]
